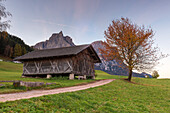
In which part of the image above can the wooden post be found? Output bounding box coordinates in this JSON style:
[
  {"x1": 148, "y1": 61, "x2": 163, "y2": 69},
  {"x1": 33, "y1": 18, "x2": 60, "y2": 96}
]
[
  {"x1": 83, "y1": 75, "x2": 86, "y2": 80},
  {"x1": 69, "y1": 74, "x2": 74, "y2": 80},
  {"x1": 23, "y1": 62, "x2": 29, "y2": 74}
]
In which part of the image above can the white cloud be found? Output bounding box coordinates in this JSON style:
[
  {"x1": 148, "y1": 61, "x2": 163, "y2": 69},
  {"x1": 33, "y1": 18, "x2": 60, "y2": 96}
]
[{"x1": 32, "y1": 19, "x2": 77, "y2": 29}]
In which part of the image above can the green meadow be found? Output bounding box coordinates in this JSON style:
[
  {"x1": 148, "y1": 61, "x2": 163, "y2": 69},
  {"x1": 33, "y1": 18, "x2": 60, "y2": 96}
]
[
  {"x1": 0, "y1": 61, "x2": 169, "y2": 112},
  {"x1": 0, "y1": 61, "x2": 98, "y2": 94},
  {"x1": 0, "y1": 61, "x2": 124, "y2": 94}
]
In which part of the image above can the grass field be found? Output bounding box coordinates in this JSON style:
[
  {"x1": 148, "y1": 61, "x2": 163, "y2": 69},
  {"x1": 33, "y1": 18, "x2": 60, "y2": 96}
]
[
  {"x1": 0, "y1": 76, "x2": 169, "y2": 112},
  {"x1": 0, "y1": 61, "x2": 169, "y2": 112},
  {"x1": 0, "y1": 61, "x2": 124, "y2": 94},
  {"x1": 95, "y1": 70, "x2": 126, "y2": 79},
  {"x1": 0, "y1": 61, "x2": 95, "y2": 94}
]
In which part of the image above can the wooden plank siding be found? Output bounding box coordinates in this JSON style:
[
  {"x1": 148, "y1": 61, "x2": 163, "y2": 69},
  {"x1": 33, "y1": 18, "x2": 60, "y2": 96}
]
[
  {"x1": 72, "y1": 49, "x2": 94, "y2": 76},
  {"x1": 23, "y1": 58, "x2": 73, "y2": 75}
]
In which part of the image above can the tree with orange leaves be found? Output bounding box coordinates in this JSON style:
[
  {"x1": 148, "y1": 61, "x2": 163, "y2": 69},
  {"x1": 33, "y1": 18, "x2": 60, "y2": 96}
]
[{"x1": 101, "y1": 17, "x2": 165, "y2": 81}]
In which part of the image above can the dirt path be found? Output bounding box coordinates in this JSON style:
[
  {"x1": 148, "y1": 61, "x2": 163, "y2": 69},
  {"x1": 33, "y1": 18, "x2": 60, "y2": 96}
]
[{"x1": 0, "y1": 79, "x2": 115, "y2": 102}]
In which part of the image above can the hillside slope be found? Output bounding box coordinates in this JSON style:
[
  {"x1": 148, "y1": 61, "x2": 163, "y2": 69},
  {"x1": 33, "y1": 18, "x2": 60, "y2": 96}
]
[
  {"x1": 0, "y1": 61, "x2": 22, "y2": 72},
  {"x1": 0, "y1": 31, "x2": 34, "y2": 58}
]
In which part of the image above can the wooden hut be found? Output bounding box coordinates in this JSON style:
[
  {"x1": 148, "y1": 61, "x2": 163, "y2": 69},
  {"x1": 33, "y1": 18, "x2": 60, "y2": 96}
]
[{"x1": 14, "y1": 44, "x2": 101, "y2": 79}]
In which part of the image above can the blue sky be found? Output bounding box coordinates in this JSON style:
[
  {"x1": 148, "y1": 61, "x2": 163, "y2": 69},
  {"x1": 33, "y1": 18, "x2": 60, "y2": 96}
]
[{"x1": 4, "y1": 0, "x2": 170, "y2": 78}]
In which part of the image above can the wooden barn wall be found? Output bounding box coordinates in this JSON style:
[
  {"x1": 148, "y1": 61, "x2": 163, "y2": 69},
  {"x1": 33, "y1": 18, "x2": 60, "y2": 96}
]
[
  {"x1": 23, "y1": 57, "x2": 73, "y2": 75},
  {"x1": 72, "y1": 49, "x2": 95, "y2": 76}
]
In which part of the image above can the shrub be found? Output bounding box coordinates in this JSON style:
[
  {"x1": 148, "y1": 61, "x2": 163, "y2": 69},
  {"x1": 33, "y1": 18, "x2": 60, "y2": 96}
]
[
  {"x1": 95, "y1": 72, "x2": 98, "y2": 78},
  {"x1": 152, "y1": 70, "x2": 160, "y2": 78}
]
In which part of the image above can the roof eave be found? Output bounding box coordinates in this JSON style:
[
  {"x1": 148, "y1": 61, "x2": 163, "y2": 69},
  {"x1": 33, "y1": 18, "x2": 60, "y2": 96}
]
[
  {"x1": 88, "y1": 45, "x2": 102, "y2": 63},
  {"x1": 14, "y1": 54, "x2": 77, "y2": 61}
]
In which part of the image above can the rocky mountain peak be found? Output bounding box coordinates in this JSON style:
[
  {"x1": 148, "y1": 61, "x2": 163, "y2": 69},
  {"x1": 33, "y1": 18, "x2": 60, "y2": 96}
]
[
  {"x1": 59, "y1": 31, "x2": 63, "y2": 36},
  {"x1": 92, "y1": 41, "x2": 105, "y2": 53},
  {"x1": 33, "y1": 31, "x2": 75, "y2": 50}
]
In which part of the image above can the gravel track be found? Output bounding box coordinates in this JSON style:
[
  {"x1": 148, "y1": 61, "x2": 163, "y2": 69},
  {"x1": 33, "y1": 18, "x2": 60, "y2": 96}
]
[{"x1": 0, "y1": 79, "x2": 115, "y2": 102}]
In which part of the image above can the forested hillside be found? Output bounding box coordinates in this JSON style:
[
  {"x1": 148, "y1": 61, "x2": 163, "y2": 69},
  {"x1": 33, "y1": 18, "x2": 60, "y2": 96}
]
[{"x1": 0, "y1": 31, "x2": 34, "y2": 59}]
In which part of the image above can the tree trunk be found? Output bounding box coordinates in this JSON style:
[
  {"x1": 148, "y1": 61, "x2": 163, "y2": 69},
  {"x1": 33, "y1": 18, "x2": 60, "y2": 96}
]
[{"x1": 128, "y1": 68, "x2": 132, "y2": 81}]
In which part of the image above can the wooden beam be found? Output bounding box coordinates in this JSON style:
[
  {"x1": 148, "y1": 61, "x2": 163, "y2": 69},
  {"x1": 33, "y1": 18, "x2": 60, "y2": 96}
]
[
  {"x1": 67, "y1": 60, "x2": 72, "y2": 71},
  {"x1": 55, "y1": 60, "x2": 60, "y2": 72},
  {"x1": 23, "y1": 62, "x2": 30, "y2": 74},
  {"x1": 49, "y1": 60, "x2": 55, "y2": 72}
]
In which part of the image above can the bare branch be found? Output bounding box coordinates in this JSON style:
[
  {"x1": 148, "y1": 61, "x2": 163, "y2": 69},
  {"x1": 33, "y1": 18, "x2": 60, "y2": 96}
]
[{"x1": 0, "y1": 0, "x2": 12, "y2": 31}]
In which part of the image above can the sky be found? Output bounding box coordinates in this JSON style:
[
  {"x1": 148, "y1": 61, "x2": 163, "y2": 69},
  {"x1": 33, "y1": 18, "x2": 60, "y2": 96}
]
[{"x1": 3, "y1": 0, "x2": 170, "y2": 78}]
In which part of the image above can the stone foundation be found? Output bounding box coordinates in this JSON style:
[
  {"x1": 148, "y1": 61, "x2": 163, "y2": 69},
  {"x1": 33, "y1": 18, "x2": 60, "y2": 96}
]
[{"x1": 13, "y1": 81, "x2": 56, "y2": 87}]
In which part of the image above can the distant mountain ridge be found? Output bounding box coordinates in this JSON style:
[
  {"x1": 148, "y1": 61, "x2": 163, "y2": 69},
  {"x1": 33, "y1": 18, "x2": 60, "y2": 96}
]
[
  {"x1": 92, "y1": 41, "x2": 152, "y2": 78},
  {"x1": 91, "y1": 41, "x2": 129, "y2": 76},
  {"x1": 34, "y1": 31, "x2": 75, "y2": 49}
]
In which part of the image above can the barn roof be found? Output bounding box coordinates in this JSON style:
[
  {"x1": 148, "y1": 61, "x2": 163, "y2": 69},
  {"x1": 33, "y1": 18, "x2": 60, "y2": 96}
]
[{"x1": 14, "y1": 44, "x2": 101, "y2": 63}]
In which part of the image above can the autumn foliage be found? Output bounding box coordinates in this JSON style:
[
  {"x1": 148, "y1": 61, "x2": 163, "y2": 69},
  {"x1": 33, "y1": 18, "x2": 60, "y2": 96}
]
[{"x1": 100, "y1": 17, "x2": 164, "y2": 81}]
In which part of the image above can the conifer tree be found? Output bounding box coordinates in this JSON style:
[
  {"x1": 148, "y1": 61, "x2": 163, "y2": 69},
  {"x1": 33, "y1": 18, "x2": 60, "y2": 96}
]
[
  {"x1": 14, "y1": 44, "x2": 22, "y2": 57},
  {"x1": 9, "y1": 47, "x2": 13, "y2": 58},
  {"x1": 22, "y1": 47, "x2": 27, "y2": 55},
  {"x1": 4, "y1": 45, "x2": 10, "y2": 56}
]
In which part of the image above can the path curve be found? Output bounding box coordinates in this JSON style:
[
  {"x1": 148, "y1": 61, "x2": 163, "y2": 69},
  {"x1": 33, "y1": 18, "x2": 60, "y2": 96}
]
[{"x1": 0, "y1": 79, "x2": 115, "y2": 102}]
